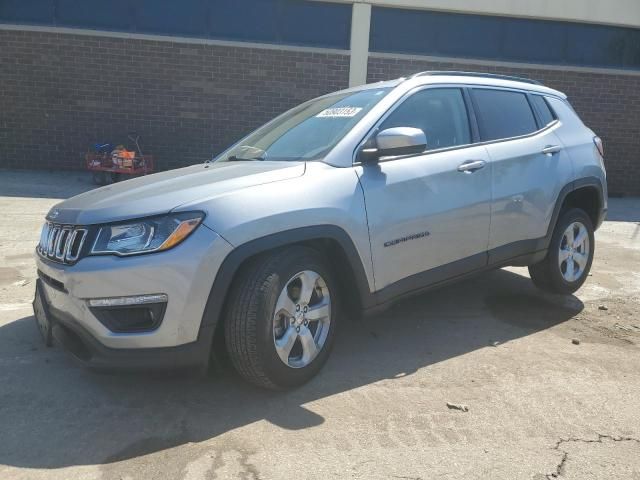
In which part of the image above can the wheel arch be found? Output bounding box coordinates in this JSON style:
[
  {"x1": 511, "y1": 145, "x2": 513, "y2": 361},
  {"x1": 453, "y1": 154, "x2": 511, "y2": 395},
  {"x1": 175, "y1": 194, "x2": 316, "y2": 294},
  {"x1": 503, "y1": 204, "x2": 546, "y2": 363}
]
[
  {"x1": 546, "y1": 176, "x2": 606, "y2": 248},
  {"x1": 199, "y1": 225, "x2": 374, "y2": 361}
]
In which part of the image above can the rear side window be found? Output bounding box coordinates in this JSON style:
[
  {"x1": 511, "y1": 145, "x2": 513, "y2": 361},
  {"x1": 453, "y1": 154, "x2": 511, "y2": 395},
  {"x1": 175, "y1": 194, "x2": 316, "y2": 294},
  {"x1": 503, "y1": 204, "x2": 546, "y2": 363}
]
[
  {"x1": 472, "y1": 89, "x2": 538, "y2": 141},
  {"x1": 530, "y1": 95, "x2": 556, "y2": 127},
  {"x1": 380, "y1": 88, "x2": 471, "y2": 150}
]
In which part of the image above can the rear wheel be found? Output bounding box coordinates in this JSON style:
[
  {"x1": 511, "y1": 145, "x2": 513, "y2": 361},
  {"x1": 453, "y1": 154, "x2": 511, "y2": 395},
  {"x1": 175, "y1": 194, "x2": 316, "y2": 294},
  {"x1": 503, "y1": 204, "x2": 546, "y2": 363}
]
[
  {"x1": 529, "y1": 208, "x2": 594, "y2": 294},
  {"x1": 224, "y1": 247, "x2": 337, "y2": 389}
]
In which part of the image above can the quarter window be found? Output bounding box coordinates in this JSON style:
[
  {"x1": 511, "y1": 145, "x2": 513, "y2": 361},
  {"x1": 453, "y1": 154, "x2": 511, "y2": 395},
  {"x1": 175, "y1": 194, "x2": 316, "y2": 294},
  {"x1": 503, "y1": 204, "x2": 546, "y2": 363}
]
[
  {"x1": 472, "y1": 89, "x2": 538, "y2": 141},
  {"x1": 530, "y1": 95, "x2": 556, "y2": 127},
  {"x1": 380, "y1": 88, "x2": 471, "y2": 151}
]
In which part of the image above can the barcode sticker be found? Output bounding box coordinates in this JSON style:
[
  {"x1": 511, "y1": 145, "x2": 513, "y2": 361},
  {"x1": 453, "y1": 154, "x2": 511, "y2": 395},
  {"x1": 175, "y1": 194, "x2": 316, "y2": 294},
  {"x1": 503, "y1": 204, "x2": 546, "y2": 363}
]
[{"x1": 316, "y1": 107, "x2": 363, "y2": 118}]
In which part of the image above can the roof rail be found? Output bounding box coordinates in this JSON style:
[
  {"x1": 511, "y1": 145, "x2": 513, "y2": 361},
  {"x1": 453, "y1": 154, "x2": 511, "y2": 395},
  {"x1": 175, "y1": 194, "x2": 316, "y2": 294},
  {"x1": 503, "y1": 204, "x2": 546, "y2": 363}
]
[{"x1": 409, "y1": 71, "x2": 543, "y2": 86}]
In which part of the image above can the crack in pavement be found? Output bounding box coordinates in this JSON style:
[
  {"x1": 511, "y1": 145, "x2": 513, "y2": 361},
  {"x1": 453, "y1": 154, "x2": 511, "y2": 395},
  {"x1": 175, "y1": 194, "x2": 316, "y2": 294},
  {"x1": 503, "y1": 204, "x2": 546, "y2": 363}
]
[{"x1": 546, "y1": 434, "x2": 640, "y2": 479}]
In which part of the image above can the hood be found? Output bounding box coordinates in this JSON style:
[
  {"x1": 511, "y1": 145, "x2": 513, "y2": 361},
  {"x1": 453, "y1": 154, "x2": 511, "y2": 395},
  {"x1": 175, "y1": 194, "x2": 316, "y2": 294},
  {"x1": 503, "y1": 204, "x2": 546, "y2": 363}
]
[{"x1": 47, "y1": 161, "x2": 305, "y2": 225}]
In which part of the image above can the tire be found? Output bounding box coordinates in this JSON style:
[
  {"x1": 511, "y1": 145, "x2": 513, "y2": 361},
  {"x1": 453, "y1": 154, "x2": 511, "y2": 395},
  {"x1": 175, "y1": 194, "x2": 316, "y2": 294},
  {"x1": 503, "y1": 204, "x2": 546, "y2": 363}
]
[
  {"x1": 92, "y1": 171, "x2": 107, "y2": 185},
  {"x1": 529, "y1": 208, "x2": 595, "y2": 294},
  {"x1": 224, "y1": 246, "x2": 338, "y2": 389}
]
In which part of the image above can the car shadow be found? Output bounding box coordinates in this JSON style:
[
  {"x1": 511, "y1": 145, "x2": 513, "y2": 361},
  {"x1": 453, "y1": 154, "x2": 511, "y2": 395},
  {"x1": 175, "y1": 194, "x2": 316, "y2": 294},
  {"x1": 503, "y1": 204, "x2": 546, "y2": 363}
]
[
  {"x1": 0, "y1": 268, "x2": 583, "y2": 470},
  {"x1": 604, "y1": 197, "x2": 640, "y2": 223},
  {"x1": 0, "y1": 170, "x2": 96, "y2": 199}
]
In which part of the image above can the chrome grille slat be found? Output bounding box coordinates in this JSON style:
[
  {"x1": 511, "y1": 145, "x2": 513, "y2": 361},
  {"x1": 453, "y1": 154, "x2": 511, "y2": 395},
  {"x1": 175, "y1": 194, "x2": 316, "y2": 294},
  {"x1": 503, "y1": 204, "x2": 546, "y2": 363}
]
[
  {"x1": 37, "y1": 222, "x2": 88, "y2": 265},
  {"x1": 47, "y1": 226, "x2": 60, "y2": 257},
  {"x1": 66, "y1": 228, "x2": 88, "y2": 262},
  {"x1": 54, "y1": 228, "x2": 69, "y2": 260}
]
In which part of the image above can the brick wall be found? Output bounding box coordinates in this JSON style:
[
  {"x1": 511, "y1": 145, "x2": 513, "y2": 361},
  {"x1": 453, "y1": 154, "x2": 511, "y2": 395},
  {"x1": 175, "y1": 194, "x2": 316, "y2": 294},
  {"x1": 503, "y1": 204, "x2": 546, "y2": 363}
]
[
  {"x1": 0, "y1": 30, "x2": 349, "y2": 171},
  {"x1": 1, "y1": 28, "x2": 638, "y2": 196},
  {"x1": 368, "y1": 56, "x2": 640, "y2": 196}
]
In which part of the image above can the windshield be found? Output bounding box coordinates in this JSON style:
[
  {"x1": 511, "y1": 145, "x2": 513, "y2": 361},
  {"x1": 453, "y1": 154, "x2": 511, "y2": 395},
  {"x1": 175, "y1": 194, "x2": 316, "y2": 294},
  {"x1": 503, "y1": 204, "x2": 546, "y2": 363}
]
[{"x1": 216, "y1": 87, "x2": 390, "y2": 162}]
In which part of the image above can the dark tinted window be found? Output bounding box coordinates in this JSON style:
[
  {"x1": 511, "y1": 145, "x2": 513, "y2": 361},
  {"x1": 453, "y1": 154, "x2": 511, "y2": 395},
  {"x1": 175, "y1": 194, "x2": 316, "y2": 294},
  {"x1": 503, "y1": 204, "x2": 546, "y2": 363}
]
[
  {"x1": 380, "y1": 88, "x2": 471, "y2": 150},
  {"x1": 530, "y1": 95, "x2": 556, "y2": 127},
  {"x1": 473, "y1": 89, "x2": 538, "y2": 141}
]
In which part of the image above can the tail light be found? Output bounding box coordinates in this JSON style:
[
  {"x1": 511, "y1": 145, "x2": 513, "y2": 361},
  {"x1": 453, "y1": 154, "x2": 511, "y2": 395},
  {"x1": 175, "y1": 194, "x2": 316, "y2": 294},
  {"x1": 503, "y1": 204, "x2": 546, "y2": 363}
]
[{"x1": 593, "y1": 136, "x2": 604, "y2": 157}]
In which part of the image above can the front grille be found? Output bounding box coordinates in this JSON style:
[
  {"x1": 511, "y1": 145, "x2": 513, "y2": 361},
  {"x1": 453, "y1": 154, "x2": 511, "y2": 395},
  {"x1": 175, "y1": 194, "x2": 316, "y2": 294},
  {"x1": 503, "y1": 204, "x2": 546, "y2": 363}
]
[{"x1": 37, "y1": 222, "x2": 88, "y2": 264}]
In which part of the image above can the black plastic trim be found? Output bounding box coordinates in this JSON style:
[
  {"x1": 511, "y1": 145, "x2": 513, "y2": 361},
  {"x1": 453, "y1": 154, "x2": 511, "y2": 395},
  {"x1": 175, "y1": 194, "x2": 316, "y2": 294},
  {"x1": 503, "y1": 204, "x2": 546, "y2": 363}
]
[
  {"x1": 37, "y1": 269, "x2": 67, "y2": 293},
  {"x1": 198, "y1": 225, "x2": 375, "y2": 333},
  {"x1": 89, "y1": 302, "x2": 167, "y2": 333},
  {"x1": 545, "y1": 176, "x2": 606, "y2": 241},
  {"x1": 48, "y1": 305, "x2": 214, "y2": 370},
  {"x1": 372, "y1": 252, "x2": 487, "y2": 307}
]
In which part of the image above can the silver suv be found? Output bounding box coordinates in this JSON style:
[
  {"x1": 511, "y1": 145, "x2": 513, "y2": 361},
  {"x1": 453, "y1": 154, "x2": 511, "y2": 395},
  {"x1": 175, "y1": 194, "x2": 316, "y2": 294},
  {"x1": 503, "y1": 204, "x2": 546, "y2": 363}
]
[{"x1": 34, "y1": 72, "x2": 607, "y2": 389}]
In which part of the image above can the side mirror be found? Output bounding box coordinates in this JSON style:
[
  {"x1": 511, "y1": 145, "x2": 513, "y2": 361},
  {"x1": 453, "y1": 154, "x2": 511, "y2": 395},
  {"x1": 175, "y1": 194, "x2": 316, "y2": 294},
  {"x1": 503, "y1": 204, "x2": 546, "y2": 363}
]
[{"x1": 360, "y1": 127, "x2": 427, "y2": 163}]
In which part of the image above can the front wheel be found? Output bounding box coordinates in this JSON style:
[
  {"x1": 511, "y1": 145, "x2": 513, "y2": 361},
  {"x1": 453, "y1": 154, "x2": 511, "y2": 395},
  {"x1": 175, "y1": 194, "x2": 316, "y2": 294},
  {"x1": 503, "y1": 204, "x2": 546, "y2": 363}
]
[
  {"x1": 529, "y1": 208, "x2": 595, "y2": 294},
  {"x1": 224, "y1": 247, "x2": 338, "y2": 389}
]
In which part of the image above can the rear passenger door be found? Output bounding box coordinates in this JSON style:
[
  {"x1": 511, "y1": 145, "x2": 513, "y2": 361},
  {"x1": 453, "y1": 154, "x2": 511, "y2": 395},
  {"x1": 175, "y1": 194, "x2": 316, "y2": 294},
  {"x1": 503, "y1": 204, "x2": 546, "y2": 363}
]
[{"x1": 471, "y1": 88, "x2": 573, "y2": 262}]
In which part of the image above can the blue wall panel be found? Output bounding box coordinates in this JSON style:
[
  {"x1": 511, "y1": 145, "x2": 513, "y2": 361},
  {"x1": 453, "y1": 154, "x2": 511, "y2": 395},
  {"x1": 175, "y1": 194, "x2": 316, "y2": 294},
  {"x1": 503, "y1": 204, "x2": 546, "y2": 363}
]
[
  {"x1": 57, "y1": 0, "x2": 131, "y2": 31},
  {"x1": 279, "y1": 0, "x2": 351, "y2": 49},
  {"x1": 136, "y1": 0, "x2": 208, "y2": 36},
  {"x1": 0, "y1": 0, "x2": 54, "y2": 24},
  {"x1": 0, "y1": 0, "x2": 351, "y2": 49},
  {"x1": 210, "y1": 0, "x2": 279, "y2": 44},
  {"x1": 370, "y1": 6, "x2": 640, "y2": 70}
]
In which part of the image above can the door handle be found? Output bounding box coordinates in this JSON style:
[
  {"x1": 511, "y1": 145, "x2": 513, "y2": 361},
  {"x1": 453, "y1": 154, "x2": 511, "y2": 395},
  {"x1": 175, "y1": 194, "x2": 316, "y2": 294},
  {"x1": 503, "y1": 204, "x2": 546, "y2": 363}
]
[
  {"x1": 542, "y1": 145, "x2": 562, "y2": 155},
  {"x1": 457, "y1": 159, "x2": 486, "y2": 173}
]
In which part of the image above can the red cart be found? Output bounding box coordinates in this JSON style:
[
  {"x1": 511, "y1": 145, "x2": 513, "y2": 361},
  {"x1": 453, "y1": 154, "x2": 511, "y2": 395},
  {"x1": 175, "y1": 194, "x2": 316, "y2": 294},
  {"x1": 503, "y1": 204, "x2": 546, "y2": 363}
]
[
  {"x1": 86, "y1": 151, "x2": 154, "y2": 185},
  {"x1": 86, "y1": 133, "x2": 154, "y2": 185}
]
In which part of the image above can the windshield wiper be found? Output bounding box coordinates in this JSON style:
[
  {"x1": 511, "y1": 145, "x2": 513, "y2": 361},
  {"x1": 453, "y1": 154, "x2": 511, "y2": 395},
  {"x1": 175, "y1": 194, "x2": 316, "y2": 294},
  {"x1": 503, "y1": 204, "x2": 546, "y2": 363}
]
[{"x1": 226, "y1": 155, "x2": 265, "y2": 161}]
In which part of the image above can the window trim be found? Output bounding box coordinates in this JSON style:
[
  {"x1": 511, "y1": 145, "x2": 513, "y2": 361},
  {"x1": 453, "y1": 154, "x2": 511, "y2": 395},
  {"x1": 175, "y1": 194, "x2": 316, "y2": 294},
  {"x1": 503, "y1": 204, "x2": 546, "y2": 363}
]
[
  {"x1": 352, "y1": 84, "x2": 477, "y2": 165},
  {"x1": 467, "y1": 86, "x2": 561, "y2": 146},
  {"x1": 352, "y1": 84, "x2": 563, "y2": 165},
  {"x1": 469, "y1": 86, "x2": 542, "y2": 142},
  {"x1": 528, "y1": 93, "x2": 558, "y2": 129}
]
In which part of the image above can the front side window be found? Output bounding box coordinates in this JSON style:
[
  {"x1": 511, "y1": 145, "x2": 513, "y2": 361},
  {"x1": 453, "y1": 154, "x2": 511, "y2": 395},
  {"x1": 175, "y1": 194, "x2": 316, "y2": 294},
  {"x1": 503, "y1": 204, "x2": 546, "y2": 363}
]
[
  {"x1": 472, "y1": 89, "x2": 538, "y2": 141},
  {"x1": 379, "y1": 88, "x2": 471, "y2": 151},
  {"x1": 217, "y1": 87, "x2": 391, "y2": 162}
]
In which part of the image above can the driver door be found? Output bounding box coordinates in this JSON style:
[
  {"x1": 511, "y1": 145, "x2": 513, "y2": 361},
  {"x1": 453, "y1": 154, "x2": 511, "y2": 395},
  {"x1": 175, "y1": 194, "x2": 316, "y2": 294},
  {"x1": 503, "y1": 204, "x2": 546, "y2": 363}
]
[{"x1": 355, "y1": 87, "x2": 492, "y2": 293}]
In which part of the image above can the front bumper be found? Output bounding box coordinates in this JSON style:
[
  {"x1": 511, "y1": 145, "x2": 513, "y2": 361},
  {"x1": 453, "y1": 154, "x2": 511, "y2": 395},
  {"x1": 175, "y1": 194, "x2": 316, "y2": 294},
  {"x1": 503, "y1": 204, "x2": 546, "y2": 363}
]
[
  {"x1": 35, "y1": 224, "x2": 233, "y2": 368},
  {"x1": 49, "y1": 300, "x2": 216, "y2": 370}
]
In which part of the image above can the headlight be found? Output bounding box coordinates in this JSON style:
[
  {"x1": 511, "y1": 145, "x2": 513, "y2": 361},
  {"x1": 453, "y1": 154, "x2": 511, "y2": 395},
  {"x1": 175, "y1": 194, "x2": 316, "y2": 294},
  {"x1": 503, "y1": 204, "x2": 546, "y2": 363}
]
[{"x1": 91, "y1": 212, "x2": 203, "y2": 256}]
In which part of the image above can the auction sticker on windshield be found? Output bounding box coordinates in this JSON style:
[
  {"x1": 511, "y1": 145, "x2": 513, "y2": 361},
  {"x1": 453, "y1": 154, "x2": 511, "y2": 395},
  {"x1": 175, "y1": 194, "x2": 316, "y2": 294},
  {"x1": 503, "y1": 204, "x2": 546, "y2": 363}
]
[{"x1": 316, "y1": 107, "x2": 363, "y2": 118}]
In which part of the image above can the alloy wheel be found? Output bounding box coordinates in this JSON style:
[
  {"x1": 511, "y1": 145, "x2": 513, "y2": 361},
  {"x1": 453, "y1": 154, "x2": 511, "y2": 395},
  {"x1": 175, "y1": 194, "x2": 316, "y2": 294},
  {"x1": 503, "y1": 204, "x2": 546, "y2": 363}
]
[
  {"x1": 558, "y1": 221, "x2": 590, "y2": 282},
  {"x1": 272, "y1": 270, "x2": 331, "y2": 368}
]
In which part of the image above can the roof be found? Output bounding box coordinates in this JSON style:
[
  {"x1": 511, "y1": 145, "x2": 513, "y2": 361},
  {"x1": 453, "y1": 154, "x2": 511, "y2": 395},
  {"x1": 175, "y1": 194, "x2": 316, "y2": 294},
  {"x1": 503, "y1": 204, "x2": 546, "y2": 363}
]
[{"x1": 404, "y1": 71, "x2": 567, "y2": 99}]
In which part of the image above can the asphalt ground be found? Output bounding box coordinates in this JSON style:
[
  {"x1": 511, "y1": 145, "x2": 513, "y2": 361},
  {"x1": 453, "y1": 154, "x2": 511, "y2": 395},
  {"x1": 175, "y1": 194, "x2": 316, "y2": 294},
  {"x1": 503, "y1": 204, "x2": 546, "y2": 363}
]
[{"x1": 1, "y1": 170, "x2": 639, "y2": 479}]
